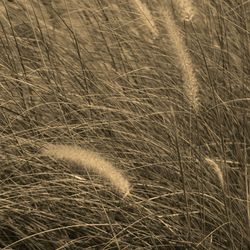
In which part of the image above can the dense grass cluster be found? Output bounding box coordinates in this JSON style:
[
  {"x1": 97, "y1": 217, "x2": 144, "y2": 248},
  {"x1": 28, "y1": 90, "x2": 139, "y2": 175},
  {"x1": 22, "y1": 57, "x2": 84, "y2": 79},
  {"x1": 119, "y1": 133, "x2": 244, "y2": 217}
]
[{"x1": 0, "y1": 0, "x2": 249, "y2": 249}]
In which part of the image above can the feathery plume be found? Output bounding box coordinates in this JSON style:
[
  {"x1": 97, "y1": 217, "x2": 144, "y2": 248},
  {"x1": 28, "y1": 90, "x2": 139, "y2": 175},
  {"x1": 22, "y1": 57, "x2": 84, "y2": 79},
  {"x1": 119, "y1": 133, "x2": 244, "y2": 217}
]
[
  {"x1": 42, "y1": 144, "x2": 131, "y2": 197},
  {"x1": 205, "y1": 158, "x2": 224, "y2": 189},
  {"x1": 174, "y1": 0, "x2": 196, "y2": 21},
  {"x1": 162, "y1": 9, "x2": 199, "y2": 111},
  {"x1": 132, "y1": 0, "x2": 159, "y2": 38}
]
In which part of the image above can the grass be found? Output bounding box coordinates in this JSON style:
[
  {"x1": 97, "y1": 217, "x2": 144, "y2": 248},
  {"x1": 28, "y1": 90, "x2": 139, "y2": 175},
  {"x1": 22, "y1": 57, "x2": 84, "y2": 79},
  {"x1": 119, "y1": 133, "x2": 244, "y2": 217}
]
[{"x1": 0, "y1": 0, "x2": 249, "y2": 249}]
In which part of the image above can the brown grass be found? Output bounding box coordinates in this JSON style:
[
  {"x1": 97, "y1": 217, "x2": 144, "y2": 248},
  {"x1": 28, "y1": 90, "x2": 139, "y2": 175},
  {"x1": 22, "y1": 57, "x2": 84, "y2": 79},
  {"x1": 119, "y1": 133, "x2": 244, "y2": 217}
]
[{"x1": 1, "y1": 0, "x2": 249, "y2": 248}]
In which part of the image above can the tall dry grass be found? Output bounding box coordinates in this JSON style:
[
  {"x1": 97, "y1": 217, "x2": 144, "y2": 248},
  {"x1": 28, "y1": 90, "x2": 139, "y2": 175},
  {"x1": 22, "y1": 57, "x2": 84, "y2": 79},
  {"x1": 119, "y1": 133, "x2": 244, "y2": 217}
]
[{"x1": 0, "y1": 0, "x2": 249, "y2": 249}]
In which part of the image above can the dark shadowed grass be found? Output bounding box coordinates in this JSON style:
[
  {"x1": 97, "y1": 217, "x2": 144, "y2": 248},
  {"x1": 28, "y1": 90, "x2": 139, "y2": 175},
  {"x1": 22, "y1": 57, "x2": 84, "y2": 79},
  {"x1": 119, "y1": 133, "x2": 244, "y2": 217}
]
[{"x1": 0, "y1": 0, "x2": 250, "y2": 249}]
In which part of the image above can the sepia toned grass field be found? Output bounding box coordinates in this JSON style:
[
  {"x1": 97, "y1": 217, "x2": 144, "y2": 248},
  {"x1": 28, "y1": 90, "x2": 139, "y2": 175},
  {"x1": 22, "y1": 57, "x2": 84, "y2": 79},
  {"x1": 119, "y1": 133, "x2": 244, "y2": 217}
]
[{"x1": 0, "y1": 0, "x2": 250, "y2": 249}]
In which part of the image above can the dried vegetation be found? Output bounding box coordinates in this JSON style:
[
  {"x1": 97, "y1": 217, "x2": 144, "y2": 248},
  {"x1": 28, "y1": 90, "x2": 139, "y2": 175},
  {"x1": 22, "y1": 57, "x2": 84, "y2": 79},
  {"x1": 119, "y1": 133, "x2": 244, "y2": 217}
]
[{"x1": 0, "y1": 0, "x2": 250, "y2": 249}]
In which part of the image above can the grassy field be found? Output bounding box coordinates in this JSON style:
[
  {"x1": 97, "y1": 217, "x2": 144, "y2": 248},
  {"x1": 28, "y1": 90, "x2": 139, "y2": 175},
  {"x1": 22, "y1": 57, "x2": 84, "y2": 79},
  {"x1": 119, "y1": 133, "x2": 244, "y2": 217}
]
[{"x1": 0, "y1": 0, "x2": 250, "y2": 249}]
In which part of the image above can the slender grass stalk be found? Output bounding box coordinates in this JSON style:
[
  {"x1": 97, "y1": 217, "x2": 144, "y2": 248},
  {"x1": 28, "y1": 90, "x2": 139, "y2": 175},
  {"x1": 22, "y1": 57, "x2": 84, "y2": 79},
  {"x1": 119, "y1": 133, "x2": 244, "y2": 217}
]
[
  {"x1": 42, "y1": 144, "x2": 131, "y2": 197},
  {"x1": 247, "y1": 191, "x2": 250, "y2": 231},
  {"x1": 170, "y1": 106, "x2": 191, "y2": 239}
]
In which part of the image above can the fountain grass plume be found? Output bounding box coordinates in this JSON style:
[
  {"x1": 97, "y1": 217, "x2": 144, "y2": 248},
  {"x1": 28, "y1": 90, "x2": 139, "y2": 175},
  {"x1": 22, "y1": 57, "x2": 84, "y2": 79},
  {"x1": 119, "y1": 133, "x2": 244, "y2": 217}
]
[
  {"x1": 174, "y1": 0, "x2": 196, "y2": 21},
  {"x1": 162, "y1": 8, "x2": 199, "y2": 112},
  {"x1": 205, "y1": 157, "x2": 224, "y2": 190},
  {"x1": 132, "y1": 0, "x2": 159, "y2": 38},
  {"x1": 42, "y1": 143, "x2": 131, "y2": 197}
]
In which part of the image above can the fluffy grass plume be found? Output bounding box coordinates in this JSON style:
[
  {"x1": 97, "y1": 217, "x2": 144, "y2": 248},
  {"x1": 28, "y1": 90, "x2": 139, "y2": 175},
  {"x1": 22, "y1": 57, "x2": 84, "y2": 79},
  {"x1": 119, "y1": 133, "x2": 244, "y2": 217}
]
[
  {"x1": 132, "y1": 0, "x2": 159, "y2": 38},
  {"x1": 205, "y1": 157, "x2": 224, "y2": 189},
  {"x1": 42, "y1": 144, "x2": 131, "y2": 197},
  {"x1": 174, "y1": 0, "x2": 196, "y2": 21},
  {"x1": 162, "y1": 8, "x2": 199, "y2": 112}
]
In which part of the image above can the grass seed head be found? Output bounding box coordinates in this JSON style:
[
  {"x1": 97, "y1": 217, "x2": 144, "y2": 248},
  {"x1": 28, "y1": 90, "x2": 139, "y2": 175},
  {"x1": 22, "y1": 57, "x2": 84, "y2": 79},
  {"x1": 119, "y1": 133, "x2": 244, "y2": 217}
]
[
  {"x1": 42, "y1": 143, "x2": 131, "y2": 197},
  {"x1": 205, "y1": 157, "x2": 224, "y2": 189}
]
